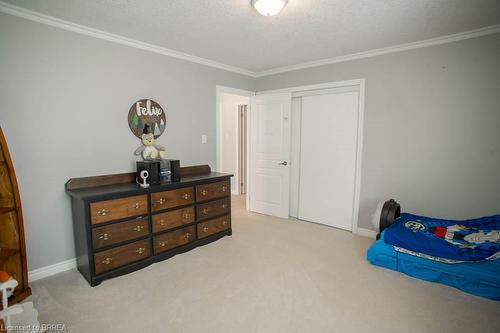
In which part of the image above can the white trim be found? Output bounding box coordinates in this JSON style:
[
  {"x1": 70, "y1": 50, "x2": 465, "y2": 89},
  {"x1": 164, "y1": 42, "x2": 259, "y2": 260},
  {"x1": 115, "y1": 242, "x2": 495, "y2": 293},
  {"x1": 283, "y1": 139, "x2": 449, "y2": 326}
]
[
  {"x1": 257, "y1": 79, "x2": 365, "y2": 233},
  {"x1": 254, "y1": 24, "x2": 500, "y2": 77},
  {"x1": 1, "y1": 1, "x2": 499, "y2": 78},
  {"x1": 256, "y1": 79, "x2": 367, "y2": 95},
  {"x1": 352, "y1": 80, "x2": 365, "y2": 237},
  {"x1": 354, "y1": 228, "x2": 378, "y2": 239},
  {"x1": 28, "y1": 258, "x2": 76, "y2": 282},
  {"x1": 0, "y1": 1, "x2": 255, "y2": 77}
]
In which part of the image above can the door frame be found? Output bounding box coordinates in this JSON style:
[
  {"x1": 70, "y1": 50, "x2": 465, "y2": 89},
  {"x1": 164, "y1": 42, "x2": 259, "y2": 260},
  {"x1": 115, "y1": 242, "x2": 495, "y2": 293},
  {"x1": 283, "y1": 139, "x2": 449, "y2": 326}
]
[
  {"x1": 256, "y1": 79, "x2": 365, "y2": 233},
  {"x1": 215, "y1": 86, "x2": 254, "y2": 201}
]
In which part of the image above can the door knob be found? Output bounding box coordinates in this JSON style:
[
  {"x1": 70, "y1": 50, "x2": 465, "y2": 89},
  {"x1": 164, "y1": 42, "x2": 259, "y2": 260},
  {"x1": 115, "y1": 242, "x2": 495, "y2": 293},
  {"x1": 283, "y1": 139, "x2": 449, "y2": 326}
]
[{"x1": 278, "y1": 161, "x2": 288, "y2": 166}]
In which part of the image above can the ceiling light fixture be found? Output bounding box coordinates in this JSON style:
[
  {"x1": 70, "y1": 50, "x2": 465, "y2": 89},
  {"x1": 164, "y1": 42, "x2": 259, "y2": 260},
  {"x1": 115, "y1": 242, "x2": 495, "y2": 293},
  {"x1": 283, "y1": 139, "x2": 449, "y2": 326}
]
[{"x1": 252, "y1": 0, "x2": 288, "y2": 16}]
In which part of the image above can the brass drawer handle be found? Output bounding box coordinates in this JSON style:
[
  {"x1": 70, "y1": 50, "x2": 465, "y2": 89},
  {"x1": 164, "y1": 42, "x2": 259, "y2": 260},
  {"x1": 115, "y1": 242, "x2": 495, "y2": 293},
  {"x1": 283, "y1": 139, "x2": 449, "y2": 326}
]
[
  {"x1": 99, "y1": 232, "x2": 111, "y2": 241},
  {"x1": 159, "y1": 241, "x2": 168, "y2": 247},
  {"x1": 222, "y1": 220, "x2": 228, "y2": 226},
  {"x1": 221, "y1": 185, "x2": 227, "y2": 192},
  {"x1": 156, "y1": 198, "x2": 166, "y2": 205},
  {"x1": 102, "y1": 257, "x2": 112, "y2": 265},
  {"x1": 201, "y1": 190, "x2": 208, "y2": 196},
  {"x1": 133, "y1": 225, "x2": 145, "y2": 232},
  {"x1": 133, "y1": 202, "x2": 142, "y2": 209},
  {"x1": 203, "y1": 226, "x2": 209, "y2": 233},
  {"x1": 222, "y1": 204, "x2": 228, "y2": 209},
  {"x1": 183, "y1": 213, "x2": 191, "y2": 220},
  {"x1": 202, "y1": 208, "x2": 209, "y2": 214},
  {"x1": 97, "y1": 208, "x2": 109, "y2": 216},
  {"x1": 136, "y1": 247, "x2": 146, "y2": 254},
  {"x1": 182, "y1": 193, "x2": 191, "y2": 200},
  {"x1": 185, "y1": 233, "x2": 192, "y2": 239},
  {"x1": 159, "y1": 219, "x2": 165, "y2": 226}
]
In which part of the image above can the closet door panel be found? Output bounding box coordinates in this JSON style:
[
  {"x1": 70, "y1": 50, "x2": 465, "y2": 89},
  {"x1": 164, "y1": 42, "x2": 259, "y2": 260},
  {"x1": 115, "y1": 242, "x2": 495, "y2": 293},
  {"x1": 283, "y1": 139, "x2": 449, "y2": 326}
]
[{"x1": 298, "y1": 91, "x2": 359, "y2": 230}]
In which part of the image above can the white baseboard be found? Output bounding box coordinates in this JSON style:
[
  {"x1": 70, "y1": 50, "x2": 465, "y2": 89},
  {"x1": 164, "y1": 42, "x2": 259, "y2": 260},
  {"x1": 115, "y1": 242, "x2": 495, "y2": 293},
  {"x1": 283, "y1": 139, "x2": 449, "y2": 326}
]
[
  {"x1": 28, "y1": 258, "x2": 77, "y2": 282},
  {"x1": 354, "y1": 227, "x2": 378, "y2": 239}
]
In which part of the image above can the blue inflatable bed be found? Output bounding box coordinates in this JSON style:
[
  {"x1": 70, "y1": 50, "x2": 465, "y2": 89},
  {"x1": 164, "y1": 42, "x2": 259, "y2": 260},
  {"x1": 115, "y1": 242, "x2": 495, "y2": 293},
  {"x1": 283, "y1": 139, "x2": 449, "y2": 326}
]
[{"x1": 367, "y1": 200, "x2": 500, "y2": 300}]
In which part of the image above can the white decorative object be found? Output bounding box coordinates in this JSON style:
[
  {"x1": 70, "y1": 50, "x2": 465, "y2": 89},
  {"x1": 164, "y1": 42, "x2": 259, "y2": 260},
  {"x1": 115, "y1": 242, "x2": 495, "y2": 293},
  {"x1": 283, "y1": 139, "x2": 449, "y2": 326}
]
[
  {"x1": 251, "y1": 0, "x2": 287, "y2": 16},
  {"x1": 137, "y1": 170, "x2": 150, "y2": 188},
  {"x1": 0, "y1": 278, "x2": 42, "y2": 333}
]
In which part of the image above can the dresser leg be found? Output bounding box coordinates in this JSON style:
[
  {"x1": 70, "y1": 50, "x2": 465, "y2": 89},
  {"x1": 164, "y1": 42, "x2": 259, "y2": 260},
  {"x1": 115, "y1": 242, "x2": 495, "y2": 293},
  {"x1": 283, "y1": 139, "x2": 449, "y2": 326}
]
[{"x1": 90, "y1": 280, "x2": 102, "y2": 287}]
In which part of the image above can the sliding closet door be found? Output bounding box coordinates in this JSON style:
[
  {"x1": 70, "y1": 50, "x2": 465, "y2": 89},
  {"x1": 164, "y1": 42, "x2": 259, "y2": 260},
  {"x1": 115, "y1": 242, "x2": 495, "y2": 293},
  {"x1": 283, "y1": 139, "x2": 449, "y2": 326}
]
[{"x1": 298, "y1": 90, "x2": 359, "y2": 230}]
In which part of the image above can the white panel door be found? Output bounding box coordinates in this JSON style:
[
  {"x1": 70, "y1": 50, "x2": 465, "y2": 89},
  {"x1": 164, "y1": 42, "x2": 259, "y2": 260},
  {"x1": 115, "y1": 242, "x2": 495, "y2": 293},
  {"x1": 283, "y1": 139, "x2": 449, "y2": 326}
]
[
  {"x1": 249, "y1": 93, "x2": 291, "y2": 218},
  {"x1": 298, "y1": 91, "x2": 359, "y2": 230}
]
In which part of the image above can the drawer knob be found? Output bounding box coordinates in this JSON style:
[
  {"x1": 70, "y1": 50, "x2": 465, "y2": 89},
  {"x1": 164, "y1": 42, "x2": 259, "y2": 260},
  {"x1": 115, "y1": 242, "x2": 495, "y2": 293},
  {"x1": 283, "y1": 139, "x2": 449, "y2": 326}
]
[
  {"x1": 201, "y1": 190, "x2": 208, "y2": 196},
  {"x1": 185, "y1": 233, "x2": 192, "y2": 239},
  {"x1": 102, "y1": 257, "x2": 112, "y2": 265},
  {"x1": 159, "y1": 241, "x2": 168, "y2": 247},
  {"x1": 222, "y1": 186, "x2": 227, "y2": 192},
  {"x1": 99, "y1": 232, "x2": 111, "y2": 241},
  {"x1": 156, "y1": 198, "x2": 166, "y2": 205},
  {"x1": 159, "y1": 219, "x2": 165, "y2": 226},
  {"x1": 222, "y1": 204, "x2": 228, "y2": 209},
  {"x1": 97, "y1": 208, "x2": 109, "y2": 216},
  {"x1": 203, "y1": 226, "x2": 209, "y2": 233},
  {"x1": 202, "y1": 208, "x2": 209, "y2": 214},
  {"x1": 136, "y1": 247, "x2": 146, "y2": 254},
  {"x1": 222, "y1": 220, "x2": 228, "y2": 226},
  {"x1": 133, "y1": 202, "x2": 142, "y2": 209},
  {"x1": 182, "y1": 193, "x2": 191, "y2": 200},
  {"x1": 133, "y1": 225, "x2": 145, "y2": 232},
  {"x1": 183, "y1": 213, "x2": 191, "y2": 220}
]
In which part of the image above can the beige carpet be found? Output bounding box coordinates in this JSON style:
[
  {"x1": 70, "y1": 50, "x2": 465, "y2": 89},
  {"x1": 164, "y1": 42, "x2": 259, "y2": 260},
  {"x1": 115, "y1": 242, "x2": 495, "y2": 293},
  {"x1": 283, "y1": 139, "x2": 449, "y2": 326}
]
[{"x1": 30, "y1": 195, "x2": 500, "y2": 333}]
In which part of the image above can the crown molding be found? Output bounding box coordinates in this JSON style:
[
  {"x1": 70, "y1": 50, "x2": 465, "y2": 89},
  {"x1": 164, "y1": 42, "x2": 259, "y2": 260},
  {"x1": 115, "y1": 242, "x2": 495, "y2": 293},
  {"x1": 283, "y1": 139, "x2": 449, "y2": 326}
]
[
  {"x1": 1, "y1": 1, "x2": 499, "y2": 79},
  {"x1": 0, "y1": 1, "x2": 258, "y2": 77},
  {"x1": 255, "y1": 24, "x2": 500, "y2": 77}
]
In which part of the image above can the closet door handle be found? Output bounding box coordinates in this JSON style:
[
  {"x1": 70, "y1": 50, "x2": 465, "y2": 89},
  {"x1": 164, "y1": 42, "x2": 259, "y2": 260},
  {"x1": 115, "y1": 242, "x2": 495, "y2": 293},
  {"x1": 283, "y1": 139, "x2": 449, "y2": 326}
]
[{"x1": 278, "y1": 161, "x2": 288, "y2": 166}]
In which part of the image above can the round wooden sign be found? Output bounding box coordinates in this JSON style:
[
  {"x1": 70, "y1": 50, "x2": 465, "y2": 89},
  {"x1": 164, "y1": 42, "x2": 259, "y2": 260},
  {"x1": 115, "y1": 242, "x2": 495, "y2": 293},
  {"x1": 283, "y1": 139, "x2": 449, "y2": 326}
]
[{"x1": 128, "y1": 99, "x2": 166, "y2": 139}]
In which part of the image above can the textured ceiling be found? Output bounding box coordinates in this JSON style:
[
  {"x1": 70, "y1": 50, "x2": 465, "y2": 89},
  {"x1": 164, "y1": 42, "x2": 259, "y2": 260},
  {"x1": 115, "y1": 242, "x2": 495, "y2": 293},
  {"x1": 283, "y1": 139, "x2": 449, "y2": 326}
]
[{"x1": 3, "y1": 0, "x2": 500, "y2": 73}]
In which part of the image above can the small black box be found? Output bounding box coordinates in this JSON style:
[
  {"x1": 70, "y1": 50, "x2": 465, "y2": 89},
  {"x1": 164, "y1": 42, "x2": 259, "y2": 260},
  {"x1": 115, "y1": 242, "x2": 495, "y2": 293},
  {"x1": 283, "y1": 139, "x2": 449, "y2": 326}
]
[{"x1": 136, "y1": 161, "x2": 160, "y2": 185}]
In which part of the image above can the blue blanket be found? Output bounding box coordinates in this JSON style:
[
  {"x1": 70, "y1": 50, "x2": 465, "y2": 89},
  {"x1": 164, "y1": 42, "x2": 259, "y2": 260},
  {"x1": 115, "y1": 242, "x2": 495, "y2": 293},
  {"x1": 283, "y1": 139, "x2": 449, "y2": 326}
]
[{"x1": 384, "y1": 213, "x2": 500, "y2": 262}]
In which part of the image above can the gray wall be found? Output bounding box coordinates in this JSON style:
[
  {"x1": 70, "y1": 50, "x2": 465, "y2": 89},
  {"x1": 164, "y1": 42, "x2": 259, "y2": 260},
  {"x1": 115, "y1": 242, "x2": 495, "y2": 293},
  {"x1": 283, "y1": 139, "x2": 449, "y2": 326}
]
[
  {"x1": 257, "y1": 33, "x2": 500, "y2": 231},
  {"x1": 0, "y1": 13, "x2": 254, "y2": 271},
  {"x1": 2, "y1": 11, "x2": 499, "y2": 271}
]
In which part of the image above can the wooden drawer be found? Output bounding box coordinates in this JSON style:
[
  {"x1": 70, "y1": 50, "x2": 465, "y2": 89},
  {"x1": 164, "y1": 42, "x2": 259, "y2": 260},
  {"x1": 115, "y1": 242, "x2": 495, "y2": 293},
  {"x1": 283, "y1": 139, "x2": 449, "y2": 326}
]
[
  {"x1": 197, "y1": 198, "x2": 230, "y2": 220},
  {"x1": 151, "y1": 187, "x2": 194, "y2": 212},
  {"x1": 92, "y1": 217, "x2": 149, "y2": 250},
  {"x1": 152, "y1": 207, "x2": 195, "y2": 233},
  {"x1": 90, "y1": 195, "x2": 147, "y2": 225},
  {"x1": 154, "y1": 226, "x2": 195, "y2": 254},
  {"x1": 197, "y1": 215, "x2": 231, "y2": 239},
  {"x1": 94, "y1": 239, "x2": 150, "y2": 275},
  {"x1": 196, "y1": 180, "x2": 230, "y2": 201}
]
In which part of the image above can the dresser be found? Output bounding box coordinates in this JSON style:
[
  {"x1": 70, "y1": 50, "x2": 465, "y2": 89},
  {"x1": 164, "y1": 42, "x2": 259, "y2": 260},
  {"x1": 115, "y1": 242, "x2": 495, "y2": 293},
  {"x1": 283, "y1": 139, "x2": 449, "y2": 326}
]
[{"x1": 66, "y1": 166, "x2": 232, "y2": 286}]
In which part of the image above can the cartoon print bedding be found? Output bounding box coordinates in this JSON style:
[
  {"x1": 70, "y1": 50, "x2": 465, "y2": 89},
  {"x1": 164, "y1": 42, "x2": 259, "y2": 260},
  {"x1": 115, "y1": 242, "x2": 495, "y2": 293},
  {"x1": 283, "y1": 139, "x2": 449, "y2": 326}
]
[{"x1": 383, "y1": 213, "x2": 500, "y2": 262}]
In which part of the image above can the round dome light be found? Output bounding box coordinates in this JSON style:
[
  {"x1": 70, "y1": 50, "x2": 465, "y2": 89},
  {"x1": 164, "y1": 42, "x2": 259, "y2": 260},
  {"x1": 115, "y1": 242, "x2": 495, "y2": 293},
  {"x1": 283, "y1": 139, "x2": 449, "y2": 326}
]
[{"x1": 252, "y1": 0, "x2": 288, "y2": 16}]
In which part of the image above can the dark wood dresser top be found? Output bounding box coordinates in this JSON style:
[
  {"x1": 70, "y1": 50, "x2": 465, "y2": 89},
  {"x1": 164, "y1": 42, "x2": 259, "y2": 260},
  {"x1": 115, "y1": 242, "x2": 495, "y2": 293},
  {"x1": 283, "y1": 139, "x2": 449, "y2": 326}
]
[{"x1": 66, "y1": 172, "x2": 232, "y2": 200}]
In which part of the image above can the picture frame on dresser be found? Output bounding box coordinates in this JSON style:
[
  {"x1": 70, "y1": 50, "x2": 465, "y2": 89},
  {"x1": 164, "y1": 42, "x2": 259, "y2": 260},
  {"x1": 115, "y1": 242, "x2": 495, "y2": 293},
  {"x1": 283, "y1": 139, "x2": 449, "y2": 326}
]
[{"x1": 65, "y1": 165, "x2": 232, "y2": 286}]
